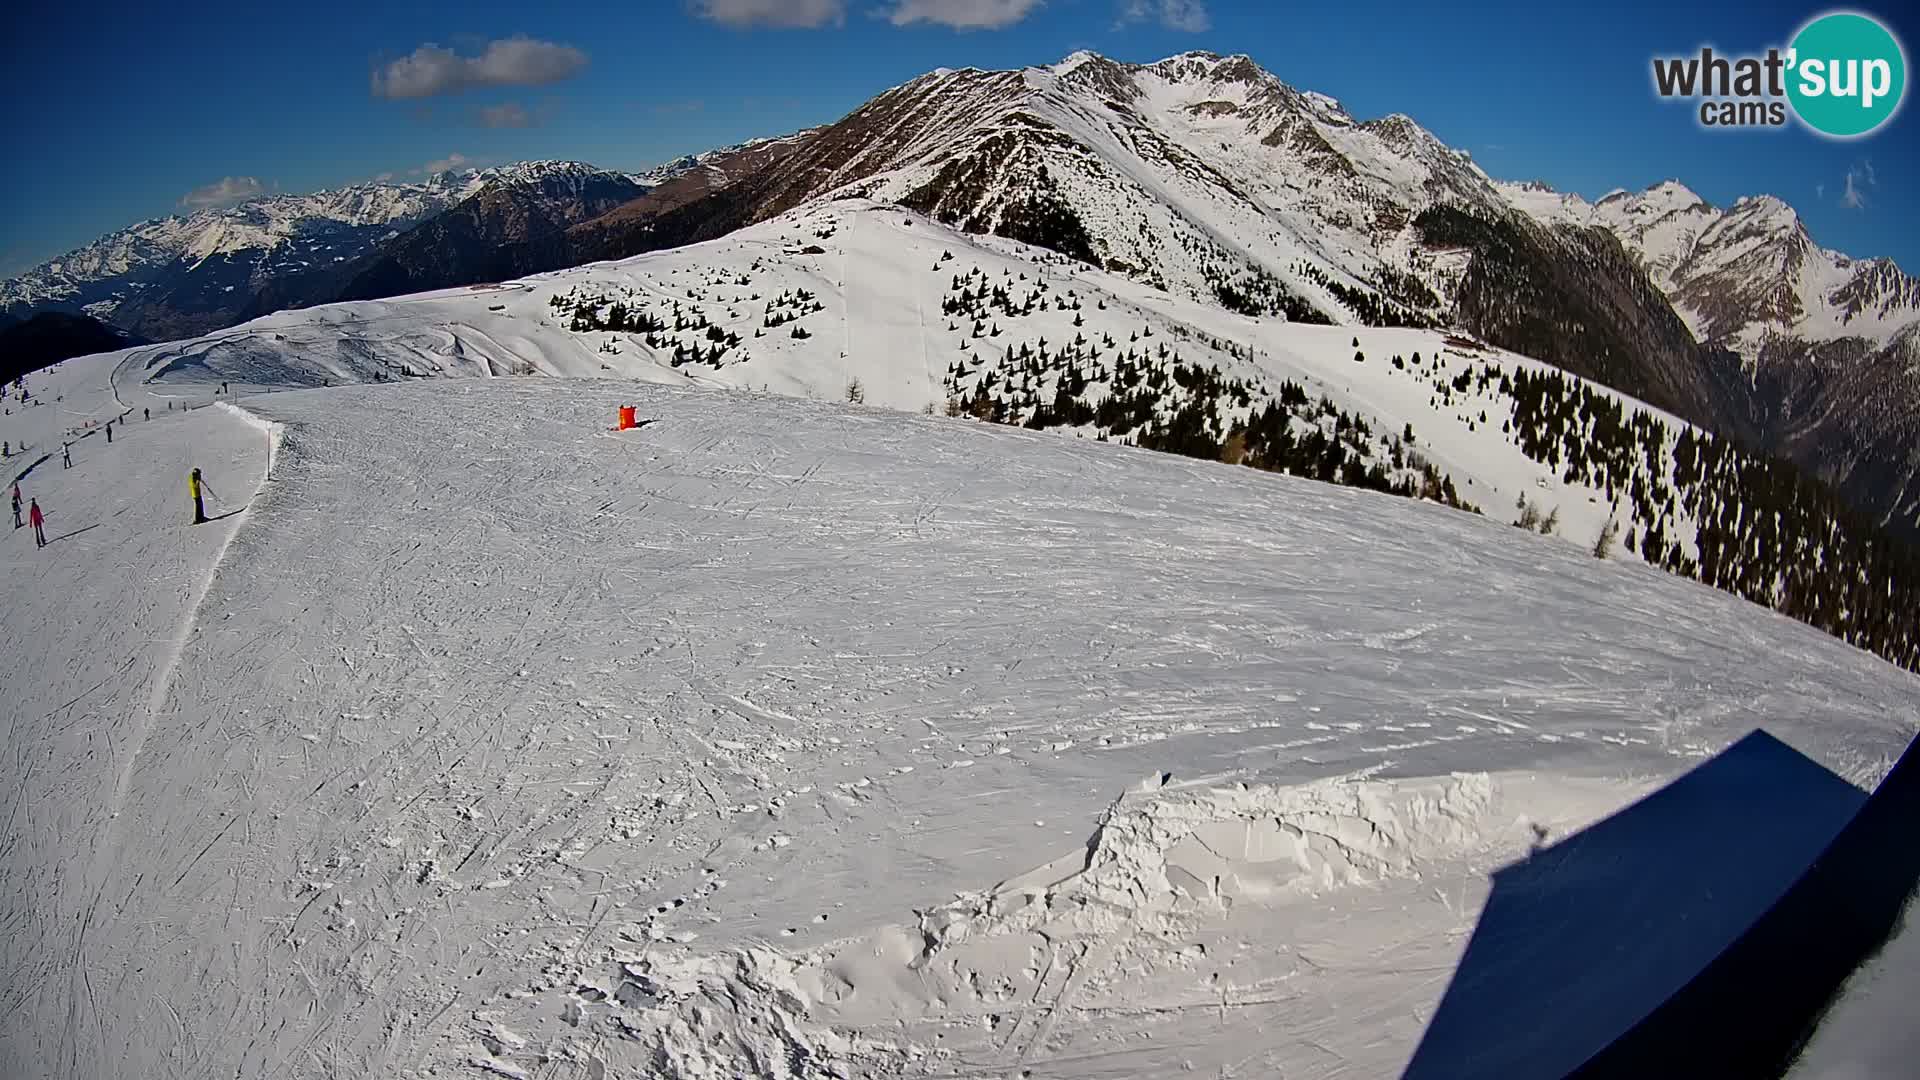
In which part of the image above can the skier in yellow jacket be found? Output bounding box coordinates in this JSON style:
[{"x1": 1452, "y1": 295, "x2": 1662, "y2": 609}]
[{"x1": 189, "y1": 466, "x2": 215, "y2": 524}]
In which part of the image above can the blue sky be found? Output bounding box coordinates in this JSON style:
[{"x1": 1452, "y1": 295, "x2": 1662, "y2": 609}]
[{"x1": 1, "y1": 0, "x2": 1915, "y2": 278}]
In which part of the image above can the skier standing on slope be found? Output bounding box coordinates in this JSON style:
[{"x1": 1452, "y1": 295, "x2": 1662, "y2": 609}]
[
  {"x1": 106, "y1": 422, "x2": 113, "y2": 444},
  {"x1": 189, "y1": 467, "x2": 216, "y2": 524},
  {"x1": 144, "y1": 407, "x2": 150, "y2": 421},
  {"x1": 29, "y1": 499, "x2": 44, "y2": 548},
  {"x1": 11, "y1": 484, "x2": 21, "y2": 529},
  {"x1": 62, "y1": 442, "x2": 71, "y2": 469}
]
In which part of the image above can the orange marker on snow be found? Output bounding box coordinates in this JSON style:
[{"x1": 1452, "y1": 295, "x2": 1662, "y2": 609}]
[{"x1": 616, "y1": 406, "x2": 637, "y2": 431}]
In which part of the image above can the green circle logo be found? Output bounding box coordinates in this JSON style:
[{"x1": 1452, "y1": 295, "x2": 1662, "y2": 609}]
[{"x1": 1787, "y1": 12, "x2": 1907, "y2": 137}]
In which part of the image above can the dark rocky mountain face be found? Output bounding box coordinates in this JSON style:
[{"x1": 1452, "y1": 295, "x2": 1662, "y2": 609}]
[
  {"x1": 240, "y1": 170, "x2": 650, "y2": 319},
  {"x1": 0, "y1": 177, "x2": 480, "y2": 338},
  {"x1": 562, "y1": 89, "x2": 988, "y2": 267},
  {"x1": 0, "y1": 312, "x2": 141, "y2": 383},
  {"x1": 1743, "y1": 333, "x2": 1920, "y2": 537},
  {"x1": 111, "y1": 224, "x2": 376, "y2": 341},
  {"x1": 2, "y1": 166, "x2": 646, "y2": 342},
  {"x1": 331, "y1": 173, "x2": 647, "y2": 303},
  {"x1": 569, "y1": 134, "x2": 816, "y2": 244},
  {"x1": 1412, "y1": 206, "x2": 1759, "y2": 443}
]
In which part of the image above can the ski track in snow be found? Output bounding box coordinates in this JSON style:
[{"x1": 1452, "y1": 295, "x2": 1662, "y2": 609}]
[
  {"x1": 2, "y1": 349, "x2": 1916, "y2": 1077},
  {"x1": 1, "y1": 357, "x2": 266, "y2": 1080}
]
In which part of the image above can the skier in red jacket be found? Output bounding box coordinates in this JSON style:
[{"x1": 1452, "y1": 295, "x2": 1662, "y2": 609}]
[{"x1": 29, "y1": 498, "x2": 45, "y2": 548}]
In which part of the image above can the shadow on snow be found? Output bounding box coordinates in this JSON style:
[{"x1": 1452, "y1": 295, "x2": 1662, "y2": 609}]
[{"x1": 1402, "y1": 727, "x2": 1920, "y2": 1080}]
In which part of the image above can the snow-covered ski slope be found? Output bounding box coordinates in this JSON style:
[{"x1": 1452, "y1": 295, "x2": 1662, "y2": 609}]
[
  {"x1": 2, "y1": 336, "x2": 1915, "y2": 1079},
  {"x1": 114, "y1": 201, "x2": 1710, "y2": 567}
]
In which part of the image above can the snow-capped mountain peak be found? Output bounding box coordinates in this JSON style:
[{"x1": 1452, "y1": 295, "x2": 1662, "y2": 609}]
[
  {"x1": 663, "y1": 47, "x2": 1519, "y2": 333},
  {"x1": 1501, "y1": 175, "x2": 1915, "y2": 358},
  {"x1": 1727, "y1": 192, "x2": 1799, "y2": 227},
  {"x1": 473, "y1": 159, "x2": 647, "y2": 189},
  {"x1": 1642, "y1": 178, "x2": 1707, "y2": 208},
  {"x1": 1049, "y1": 49, "x2": 1101, "y2": 75}
]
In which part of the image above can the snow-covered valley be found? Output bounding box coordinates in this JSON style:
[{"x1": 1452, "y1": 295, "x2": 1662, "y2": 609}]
[{"x1": 2, "y1": 290, "x2": 1915, "y2": 1077}]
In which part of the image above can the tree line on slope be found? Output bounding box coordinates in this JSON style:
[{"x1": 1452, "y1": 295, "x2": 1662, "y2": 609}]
[
  {"x1": 931, "y1": 261, "x2": 1476, "y2": 513},
  {"x1": 1413, "y1": 203, "x2": 1919, "y2": 672},
  {"x1": 1498, "y1": 365, "x2": 1919, "y2": 672},
  {"x1": 547, "y1": 276, "x2": 829, "y2": 369}
]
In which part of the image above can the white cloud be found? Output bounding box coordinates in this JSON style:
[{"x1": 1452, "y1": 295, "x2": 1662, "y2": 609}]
[
  {"x1": 1116, "y1": 0, "x2": 1210, "y2": 31},
  {"x1": 419, "y1": 153, "x2": 472, "y2": 175},
  {"x1": 886, "y1": 0, "x2": 1044, "y2": 29},
  {"x1": 693, "y1": 0, "x2": 1045, "y2": 31},
  {"x1": 1840, "y1": 160, "x2": 1875, "y2": 210},
  {"x1": 179, "y1": 176, "x2": 268, "y2": 209},
  {"x1": 371, "y1": 36, "x2": 588, "y2": 99},
  {"x1": 477, "y1": 102, "x2": 534, "y2": 128},
  {"x1": 692, "y1": 0, "x2": 847, "y2": 28}
]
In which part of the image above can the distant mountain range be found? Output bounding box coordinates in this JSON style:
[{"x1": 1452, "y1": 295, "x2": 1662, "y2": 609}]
[
  {"x1": 4, "y1": 50, "x2": 1916, "y2": 537},
  {"x1": 0, "y1": 147, "x2": 810, "y2": 343},
  {"x1": 1, "y1": 160, "x2": 682, "y2": 341},
  {"x1": 4, "y1": 169, "x2": 482, "y2": 339}
]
